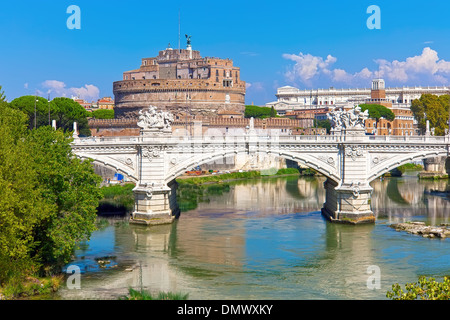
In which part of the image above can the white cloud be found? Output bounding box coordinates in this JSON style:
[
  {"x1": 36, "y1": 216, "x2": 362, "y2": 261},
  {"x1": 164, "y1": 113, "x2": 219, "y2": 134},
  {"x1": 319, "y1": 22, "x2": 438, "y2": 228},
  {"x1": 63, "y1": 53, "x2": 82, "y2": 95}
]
[
  {"x1": 282, "y1": 47, "x2": 450, "y2": 87},
  {"x1": 375, "y1": 47, "x2": 450, "y2": 84},
  {"x1": 42, "y1": 80, "x2": 100, "y2": 101},
  {"x1": 282, "y1": 52, "x2": 337, "y2": 85},
  {"x1": 24, "y1": 83, "x2": 29, "y2": 89}
]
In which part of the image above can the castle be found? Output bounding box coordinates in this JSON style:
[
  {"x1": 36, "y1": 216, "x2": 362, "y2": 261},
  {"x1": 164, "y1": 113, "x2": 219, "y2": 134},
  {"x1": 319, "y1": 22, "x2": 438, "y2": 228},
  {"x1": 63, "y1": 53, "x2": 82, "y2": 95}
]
[{"x1": 113, "y1": 37, "x2": 246, "y2": 119}]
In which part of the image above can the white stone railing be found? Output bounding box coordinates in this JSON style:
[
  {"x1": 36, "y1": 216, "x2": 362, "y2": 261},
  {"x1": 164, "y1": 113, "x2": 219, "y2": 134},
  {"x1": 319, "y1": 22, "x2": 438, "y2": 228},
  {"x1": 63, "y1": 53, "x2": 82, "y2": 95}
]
[{"x1": 73, "y1": 134, "x2": 450, "y2": 146}]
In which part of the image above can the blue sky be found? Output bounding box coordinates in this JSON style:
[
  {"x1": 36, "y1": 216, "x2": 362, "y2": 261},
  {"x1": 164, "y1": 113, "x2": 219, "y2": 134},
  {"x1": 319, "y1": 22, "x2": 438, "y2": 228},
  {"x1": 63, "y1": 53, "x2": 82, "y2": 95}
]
[{"x1": 1, "y1": 0, "x2": 450, "y2": 106}]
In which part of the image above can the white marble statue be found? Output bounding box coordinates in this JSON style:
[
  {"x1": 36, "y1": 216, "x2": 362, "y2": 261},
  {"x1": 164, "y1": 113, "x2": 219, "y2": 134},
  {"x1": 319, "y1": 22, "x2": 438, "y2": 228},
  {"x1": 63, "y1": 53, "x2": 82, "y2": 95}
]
[
  {"x1": 137, "y1": 106, "x2": 174, "y2": 131},
  {"x1": 328, "y1": 106, "x2": 369, "y2": 130}
]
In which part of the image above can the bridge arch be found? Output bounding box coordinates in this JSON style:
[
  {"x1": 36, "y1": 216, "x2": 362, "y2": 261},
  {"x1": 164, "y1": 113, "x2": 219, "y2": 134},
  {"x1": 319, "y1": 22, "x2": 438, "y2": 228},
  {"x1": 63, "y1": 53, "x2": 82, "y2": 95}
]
[
  {"x1": 76, "y1": 155, "x2": 139, "y2": 183},
  {"x1": 367, "y1": 150, "x2": 449, "y2": 183},
  {"x1": 164, "y1": 149, "x2": 340, "y2": 184}
]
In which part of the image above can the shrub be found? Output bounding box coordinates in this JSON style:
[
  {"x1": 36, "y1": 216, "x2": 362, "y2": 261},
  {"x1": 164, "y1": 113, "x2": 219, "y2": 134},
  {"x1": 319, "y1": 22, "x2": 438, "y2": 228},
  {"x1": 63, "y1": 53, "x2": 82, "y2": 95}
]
[{"x1": 387, "y1": 276, "x2": 450, "y2": 300}]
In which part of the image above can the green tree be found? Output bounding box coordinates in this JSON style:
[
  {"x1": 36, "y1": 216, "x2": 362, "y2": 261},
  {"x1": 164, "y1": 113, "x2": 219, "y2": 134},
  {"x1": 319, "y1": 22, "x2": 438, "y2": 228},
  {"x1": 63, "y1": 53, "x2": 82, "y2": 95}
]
[
  {"x1": 411, "y1": 94, "x2": 450, "y2": 136},
  {"x1": 244, "y1": 105, "x2": 276, "y2": 119},
  {"x1": 9, "y1": 95, "x2": 52, "y2": 129},
  {"x1": 50, "y1": 97, "x2": 91, "y2": 136},
  {"x1": 9, "y1": 96, "x2": 91, "y2": 136},
  {"x1": 26, "y1": 126, "x2": 102, "y2": 271},
  {"x1": 0, "y1": 85, "x2": 6, "y2": 103},
  {"x1": 359, "y1": 104, "x2": 395, "y2": 121},
  {"x1": 387, "y1": 276, "x2": 450, "y2": 300},
  {"x1": 0, "y1": 100, "x2": 102, "y2": 284},
  {"x1": 0, "y1": 104, "x2": 53, "y2": 284},
  {"x1": 314, "y1": 119, "x2": 331, "y2": 134},
  {"x1": 88, "y1": 108, "x2": 115, "y2": 119}
]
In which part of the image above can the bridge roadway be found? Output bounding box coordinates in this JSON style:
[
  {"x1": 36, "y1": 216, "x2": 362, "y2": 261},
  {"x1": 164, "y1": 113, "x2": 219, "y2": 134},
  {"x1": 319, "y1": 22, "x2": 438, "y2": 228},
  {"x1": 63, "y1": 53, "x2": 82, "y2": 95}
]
[{"x1": 72, "y1": 131, "x2": 450, "y2": 225}]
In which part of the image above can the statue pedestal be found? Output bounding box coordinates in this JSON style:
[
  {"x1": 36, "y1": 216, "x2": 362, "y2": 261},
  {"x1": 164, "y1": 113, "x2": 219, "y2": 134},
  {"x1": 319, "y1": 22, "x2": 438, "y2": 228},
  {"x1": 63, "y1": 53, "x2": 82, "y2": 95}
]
[
  {"x1": 131, "y1": 181, "x2": 179, "y2": 226},
  {"x1": 140, "y1": 128, "x2": 172, "y2": 137},
  {"x1": 322, "y1": 179, "x2": 375, "y2": 224},
  {"x1": 344, "y1": 127, "x2": 366, "y2": 141}
]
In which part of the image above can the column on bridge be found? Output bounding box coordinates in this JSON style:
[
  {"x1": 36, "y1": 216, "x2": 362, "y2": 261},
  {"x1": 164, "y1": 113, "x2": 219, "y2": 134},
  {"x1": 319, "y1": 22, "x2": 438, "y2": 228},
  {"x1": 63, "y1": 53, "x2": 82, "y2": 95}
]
[
  {"x1": 131, "y1": 106, "x2": 180, "y2": 225},
  {"x1": 132, "y1": 179, "x2": 179, "y2": 225},
  {"x1": 322, "y1": 178, "x2": 375, "y2": 224},
  {"x1": 321, "y1": 125, "x2": 376, "y2": 224}
]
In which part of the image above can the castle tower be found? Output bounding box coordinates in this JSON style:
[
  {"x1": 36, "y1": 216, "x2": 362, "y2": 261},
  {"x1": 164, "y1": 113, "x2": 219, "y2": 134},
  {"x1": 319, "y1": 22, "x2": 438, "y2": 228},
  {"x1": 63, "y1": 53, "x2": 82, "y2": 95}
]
[
  {"x1": 371, "y1": 79, "x2": 386, "y2": 100},
  {"x1": 113, "y1": 44, "x2": 246, "y2": 119}
]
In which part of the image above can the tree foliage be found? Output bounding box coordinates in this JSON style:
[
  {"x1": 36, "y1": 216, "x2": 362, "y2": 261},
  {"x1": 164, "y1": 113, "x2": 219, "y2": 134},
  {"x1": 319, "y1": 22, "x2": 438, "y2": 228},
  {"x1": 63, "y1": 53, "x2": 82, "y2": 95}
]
[
  {"x1": 359, "y1": 104, "x2": 395, "y2": 122},
  {"x1": 411, "y1": 94, "x2": 450, "y2": 136},
  {"x1": 314, "y1": 119, "x2": 331, "y2": 133},
  {"x1": 0, "y1": 104, "x2": 51, "y2": 283},
  {"x1": 50, "y1": 97, "x2": 91, "y2": 136},
  {"x1": 26, "y1": 126, "x2": 102, "y2": 270},
  {"x1": 8, "y1": 95, "x2": 51, "y2": 129},
  {"x1": 387, "y1": 276, "x2": 450, "y2": 300},
  {"x1": 0, "y1": 85, "x2": 6, "y2": 103},
  {"x1": 8, "y1": 96, "x2": 91, "y2": 136},
  {"x1": 244, "y1": 105, "x2": 277, "y2": 119},
  {"x1": 87, "y1": 108, "x2": 115, "y2": 119},
  {"x1": 0, "y1": 102, "x2": 102, "y2": 286}
]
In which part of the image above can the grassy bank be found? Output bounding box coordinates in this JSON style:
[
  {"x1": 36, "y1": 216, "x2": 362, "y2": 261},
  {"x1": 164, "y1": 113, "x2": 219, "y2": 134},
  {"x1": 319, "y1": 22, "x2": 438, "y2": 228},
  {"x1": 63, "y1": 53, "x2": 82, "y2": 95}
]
[
  {"x1": 120, "y1": 288, "x2": 189, "y2": 300},
  {"x1": 385, "y1": 163, "x2": 424, "y2": 177},
  {"x1": 98, "y1": 183, "x2": 135, "y2": 214},
  {"x1": 0, "y1": 275, "x2": 63, "y2": 300},
  {"x1": 177, "y1": 168, "x2": 310, "y2": 186}
]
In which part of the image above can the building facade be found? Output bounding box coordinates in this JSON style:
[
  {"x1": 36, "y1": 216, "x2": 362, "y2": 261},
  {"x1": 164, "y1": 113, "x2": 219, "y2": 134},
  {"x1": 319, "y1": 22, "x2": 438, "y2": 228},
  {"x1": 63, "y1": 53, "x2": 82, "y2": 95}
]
[
  {"x1": 363, "y1": 79, "x2": 417, "y2": 136},
  {"x1": 267, "y1": 79, "x2": 449, "y2": 136},
  {"x1": 267, "y1": 82, "x2": 450, "y2": 115},
  {"x1": 113, "y1": 42, "x2": 246, "y2": 119}
]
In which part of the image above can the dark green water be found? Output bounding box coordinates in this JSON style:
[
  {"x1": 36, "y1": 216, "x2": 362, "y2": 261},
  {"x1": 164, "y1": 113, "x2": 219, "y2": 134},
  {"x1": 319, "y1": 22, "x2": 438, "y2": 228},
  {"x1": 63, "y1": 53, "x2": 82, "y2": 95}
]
[{"x1": 59, "y1": 173, "x2": 450, "y2": 300}]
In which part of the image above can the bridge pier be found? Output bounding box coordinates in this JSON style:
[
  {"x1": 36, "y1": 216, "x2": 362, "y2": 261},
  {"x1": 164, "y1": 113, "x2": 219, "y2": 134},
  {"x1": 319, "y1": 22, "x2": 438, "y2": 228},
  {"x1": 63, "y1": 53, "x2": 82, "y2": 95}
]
[
  {"x1": 419, "y1": 156, "x2": 449, "y2": 179},
  {"x1": 322, "y1": 179, "x2": 375, "y2": 225},
  {"x1": 131, "y1": 180, "x2": 180, "y2": 225}
]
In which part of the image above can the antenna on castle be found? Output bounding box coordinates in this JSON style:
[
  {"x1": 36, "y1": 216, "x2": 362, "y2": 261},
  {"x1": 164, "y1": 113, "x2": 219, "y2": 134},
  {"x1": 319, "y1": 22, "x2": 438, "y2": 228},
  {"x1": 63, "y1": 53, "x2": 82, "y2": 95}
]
[{"x1": 178, "y1": 9, "x2": 181, "y2": 53}]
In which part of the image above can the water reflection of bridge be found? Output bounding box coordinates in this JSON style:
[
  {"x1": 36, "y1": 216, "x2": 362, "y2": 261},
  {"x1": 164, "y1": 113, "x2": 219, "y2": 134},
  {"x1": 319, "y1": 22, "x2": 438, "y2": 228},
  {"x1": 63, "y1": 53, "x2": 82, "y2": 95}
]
[
  {"x1": 371, "y1": 174, "x2": 449, "y2": 224},
  {"x1": 59, "y1": 175, "x2": 449, "y2": 300}
]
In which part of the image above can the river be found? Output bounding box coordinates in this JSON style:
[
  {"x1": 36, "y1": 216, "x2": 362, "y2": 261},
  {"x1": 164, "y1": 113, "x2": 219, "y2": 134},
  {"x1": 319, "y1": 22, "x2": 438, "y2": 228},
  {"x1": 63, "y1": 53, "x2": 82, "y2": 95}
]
[{"x1": 58, "y1": 171, "x2": 450, "y2": 300}]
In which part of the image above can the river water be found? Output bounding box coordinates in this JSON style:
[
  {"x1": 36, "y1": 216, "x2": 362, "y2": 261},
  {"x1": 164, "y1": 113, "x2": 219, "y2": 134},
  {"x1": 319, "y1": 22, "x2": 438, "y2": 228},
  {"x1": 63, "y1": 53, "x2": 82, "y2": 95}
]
[{"x1": 58, "y1": 172, "x2": 450, "y2": 300}]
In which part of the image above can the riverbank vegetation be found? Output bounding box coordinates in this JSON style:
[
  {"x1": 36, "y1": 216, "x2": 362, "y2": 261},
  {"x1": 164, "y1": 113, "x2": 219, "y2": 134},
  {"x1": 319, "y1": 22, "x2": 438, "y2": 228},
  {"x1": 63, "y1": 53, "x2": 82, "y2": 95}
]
[
  {"x1": 177, "y1": 168, "x2": 313, "y2": 186},
  {"x1": 0, "y1": 98, "x2": 102, "y2": 299},
  {"x1": 387, "y1": 276, "x2": 450, "y2": 300},
  {"x1": 120, "y1": 288, "x2": 189, "y2": 300},
  {"x1": 385, "y1": 163, "x2": 424, "y2": 177},
  {"x1": 98, "y1": 183, "x2": 135, "y2": 214}
]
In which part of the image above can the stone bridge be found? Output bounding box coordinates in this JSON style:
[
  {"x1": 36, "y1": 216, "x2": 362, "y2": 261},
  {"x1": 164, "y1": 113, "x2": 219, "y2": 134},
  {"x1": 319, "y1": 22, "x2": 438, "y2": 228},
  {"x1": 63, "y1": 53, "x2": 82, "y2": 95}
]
[{"x1": 71, "y1": 106, "x2": 450, "y2": 225}]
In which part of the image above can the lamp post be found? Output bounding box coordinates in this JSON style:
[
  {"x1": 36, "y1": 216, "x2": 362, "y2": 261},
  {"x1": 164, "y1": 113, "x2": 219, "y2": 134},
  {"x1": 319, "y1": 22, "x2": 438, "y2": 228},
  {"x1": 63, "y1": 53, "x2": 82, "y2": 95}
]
[
  {"x1": 34, "y1": 95, "x2": 38, "y2": 129},
  {"x1": 48, "y1": 94, "x2": 51, "y2": 126}
]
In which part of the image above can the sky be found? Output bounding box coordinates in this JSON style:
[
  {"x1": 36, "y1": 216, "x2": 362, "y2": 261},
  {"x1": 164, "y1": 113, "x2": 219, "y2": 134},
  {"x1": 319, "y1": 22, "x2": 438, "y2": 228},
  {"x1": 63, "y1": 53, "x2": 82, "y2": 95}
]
[{"x1": 1, "y1": 0, "x2": 450, "y2": 106}]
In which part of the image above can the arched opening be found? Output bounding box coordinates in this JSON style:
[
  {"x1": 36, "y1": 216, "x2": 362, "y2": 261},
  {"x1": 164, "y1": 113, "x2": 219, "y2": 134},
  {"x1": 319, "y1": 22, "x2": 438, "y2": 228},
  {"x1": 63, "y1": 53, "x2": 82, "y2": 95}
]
[
  {"x1": 165, "y1": 150, "x2": 339, "y2": 186},
  {"x1": 367, "y1": 152, "x2": 448, "y2": 183}
]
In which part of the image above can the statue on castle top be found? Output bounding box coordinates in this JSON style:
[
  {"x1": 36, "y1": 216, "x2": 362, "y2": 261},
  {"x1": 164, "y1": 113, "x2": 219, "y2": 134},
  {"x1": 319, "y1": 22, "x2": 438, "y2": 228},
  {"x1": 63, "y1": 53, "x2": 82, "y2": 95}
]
[
  {"x1": 185, "y1": 34, "x2": 191, "y2": 46},
  {"x1": 137, "y1": 106, "x2": 174, "y2": 132}
]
